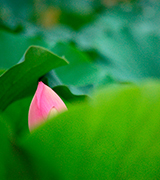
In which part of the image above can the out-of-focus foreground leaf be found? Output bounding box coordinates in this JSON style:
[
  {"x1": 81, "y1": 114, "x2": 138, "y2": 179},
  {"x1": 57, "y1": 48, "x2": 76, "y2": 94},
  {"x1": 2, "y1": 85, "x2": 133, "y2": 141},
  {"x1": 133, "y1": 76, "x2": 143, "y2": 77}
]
[
  {"x1": 0, "y1": 46, "x2": 68, "y2": 111},
  {"x1": 0, "y1": 116, "x2": 10, "y2": 180},
  {"x1": 0, "y1": 113, "x2": 38, "y2": 180},
  {"x1": 21, "y1": 81, "x2": 160, "y2": 179}
]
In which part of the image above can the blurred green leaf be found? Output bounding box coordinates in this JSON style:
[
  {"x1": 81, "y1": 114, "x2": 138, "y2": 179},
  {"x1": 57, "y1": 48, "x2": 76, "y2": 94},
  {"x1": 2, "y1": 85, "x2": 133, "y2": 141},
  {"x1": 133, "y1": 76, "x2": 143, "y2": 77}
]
[
  {"x1": 3, "y1": 96, "x2": 32, "y2": 137},
  {"x1": 0, "y1": 69, "x2": 6, "y2": 76},
  {"x1": 6, "y1": 142, "x2": 37, "y2": 180},
  {"x1": 53, "y1": 85, "x2": 88, "y2": 103},
  {"x1": 59, "y1": 11, "x2": 95, "y2": 30},
  {"x1": 52, "y1": 42, "x2": 113, "y2": 87},
  {"x1": 0, "y1": 114, "x2": 36, "y2": 180},
  {"x1": 0, "y1": 30, "x2": 47, "y2": 69},
  {"x1": 0, "y1": 46, "x2": 68, "y2": 111},
  {"x1": 77, "y1": 7, "x2": 160, "y2": 81},
  {"x1": 21, "y1": 81, "x2": 160, "y2": 179},
  {"x1": 0, "y1": 115, "x2": 10, "y2": 180}
]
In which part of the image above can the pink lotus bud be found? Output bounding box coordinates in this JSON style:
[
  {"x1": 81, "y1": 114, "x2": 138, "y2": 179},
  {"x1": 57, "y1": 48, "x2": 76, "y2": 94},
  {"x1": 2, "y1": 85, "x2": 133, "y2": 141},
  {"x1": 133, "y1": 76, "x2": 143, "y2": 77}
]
[{"x1": 28, "y1": 81, "x2": 67, "y2": 131}]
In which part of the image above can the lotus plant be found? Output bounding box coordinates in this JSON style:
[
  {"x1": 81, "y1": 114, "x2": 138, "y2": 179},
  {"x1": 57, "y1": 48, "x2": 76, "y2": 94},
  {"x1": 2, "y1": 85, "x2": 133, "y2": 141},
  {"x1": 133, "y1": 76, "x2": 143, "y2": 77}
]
[{"x1": 28, "y1": 81, "x2": 67, "y2": 131}]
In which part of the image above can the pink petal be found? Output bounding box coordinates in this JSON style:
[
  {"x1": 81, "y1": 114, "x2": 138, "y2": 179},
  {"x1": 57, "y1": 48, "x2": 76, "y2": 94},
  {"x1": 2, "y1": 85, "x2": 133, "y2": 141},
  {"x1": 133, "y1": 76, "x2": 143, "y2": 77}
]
[{"x1": 28, "y1": 81, "x2": 67, "y2": 131}]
